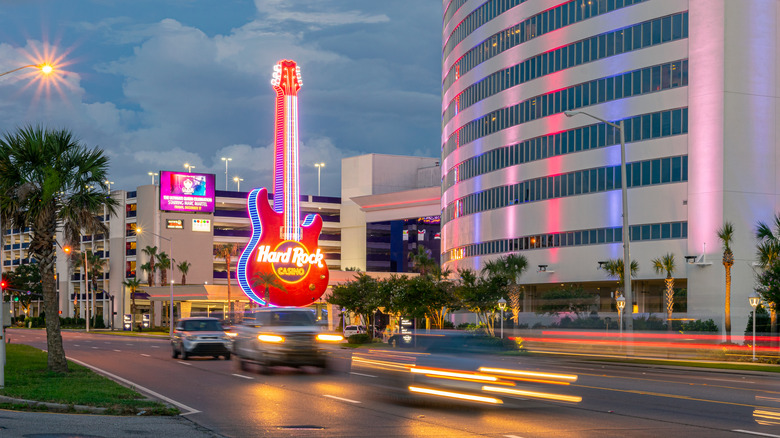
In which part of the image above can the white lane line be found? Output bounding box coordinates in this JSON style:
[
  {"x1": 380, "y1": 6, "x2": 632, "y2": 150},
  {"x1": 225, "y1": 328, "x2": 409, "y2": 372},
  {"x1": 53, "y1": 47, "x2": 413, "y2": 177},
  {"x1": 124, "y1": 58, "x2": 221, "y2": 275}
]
[
  {"x1": 349, "y1": 372, "x2": 377, "y2": 378},
  {"x1": 74, "y1": 344, "x2": 80, "y2": 347},
  {"x1": 151, "y1": 346, "x2": 160, "y2": 348},
  {"x1": 232, "y1": 373, "x2": 254, "y2": 380},
  {"x1": 323, "y1": 394, "x2": 361, "y2": 404},
  {"x1": 702, "y1": 377, "x2": 755, "y2": 384},
  {"x1": 178, "y1": 361, "x2": 192, "y2": 366},
  {"x1": 66, "y1": 356, "x2": 200, "y2": 416},
  {"x1": 126, "y1": 343, "x2": 134, "y2": 346},
  {"x1": 113, "y1": 349, "x2": 121, "y2": 352},
  {"x1": 91, "y1": 347, "x2": 99, "y2": 349},
  {"x1": 734, "y1": 430, "x2": 780, "y2": 438},
  {"x1": 141, "y1": 354, "x2": 151, "y2": 357},
  {"x1": 505, "y1": 435, "x2": 525, "y2": 438}
]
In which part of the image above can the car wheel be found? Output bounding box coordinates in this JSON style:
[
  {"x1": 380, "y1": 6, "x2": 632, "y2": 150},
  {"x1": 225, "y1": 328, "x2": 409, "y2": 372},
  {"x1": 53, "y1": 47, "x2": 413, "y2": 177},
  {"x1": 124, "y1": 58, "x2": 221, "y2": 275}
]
[
  {"x1": 224, "y1": 352, "x2": 231, "y2": 360},
  {"x1": 172, "y1": 346, "x2": 179, "y2": 359},
  {"x1": 234, "y1": 356, "x2": 247, "y2": 371},
  {"x1": 181, "y1": 349, "x2": 189, "y2": 360}
]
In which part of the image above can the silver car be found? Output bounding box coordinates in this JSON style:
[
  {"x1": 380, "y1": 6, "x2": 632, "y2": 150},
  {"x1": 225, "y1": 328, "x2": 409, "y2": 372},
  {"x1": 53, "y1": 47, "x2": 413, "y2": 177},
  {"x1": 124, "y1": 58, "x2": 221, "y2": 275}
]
[{"x1": 171, "y1": 317, "x2": 232, "y2": 360}]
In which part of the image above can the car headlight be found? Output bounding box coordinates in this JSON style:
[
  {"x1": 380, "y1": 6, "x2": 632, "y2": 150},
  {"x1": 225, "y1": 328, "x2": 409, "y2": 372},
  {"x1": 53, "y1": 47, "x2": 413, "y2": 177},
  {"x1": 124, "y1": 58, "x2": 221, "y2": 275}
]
[
  {"x1": 316, "y1": 333, "x2": 344, "y2": 342},
  {"x1": 258, "y1": 334, "x2": 284, "y2": 343},
  {"x1": 225, "y1": 332, "x2": 238, "y2": 338}
]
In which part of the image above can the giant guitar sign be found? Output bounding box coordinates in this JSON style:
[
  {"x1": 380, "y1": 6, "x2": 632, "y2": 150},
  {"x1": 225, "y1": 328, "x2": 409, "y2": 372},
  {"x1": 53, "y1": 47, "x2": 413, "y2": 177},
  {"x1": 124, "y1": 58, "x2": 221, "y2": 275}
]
[{"x1": 237, "y1": 60, "x2": 329, "y2": 307}]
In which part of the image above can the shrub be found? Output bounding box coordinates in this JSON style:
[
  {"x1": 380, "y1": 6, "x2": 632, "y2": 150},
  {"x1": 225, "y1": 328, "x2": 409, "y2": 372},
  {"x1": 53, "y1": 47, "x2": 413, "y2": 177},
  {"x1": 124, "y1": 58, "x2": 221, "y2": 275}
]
[
  {"x1": 679, "y1": 318, "x2": 718, "y2": 332},
  {"x1": 348, "y1": 333, "x2": 372, "y2": 344},
  {"x1": 440, "y1": 320, "x2": 455, "y2": 329}
]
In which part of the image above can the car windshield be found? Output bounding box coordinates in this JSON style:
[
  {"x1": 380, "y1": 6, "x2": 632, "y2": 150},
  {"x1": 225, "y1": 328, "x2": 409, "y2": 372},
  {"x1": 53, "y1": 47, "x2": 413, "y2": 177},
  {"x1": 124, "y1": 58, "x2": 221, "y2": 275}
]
[
  {"x1": 181, "y1": 320, "x2": 222, "y2": 331},
  {"x1": 249, "y1": 311, "x2": 316, "y2": 326}
]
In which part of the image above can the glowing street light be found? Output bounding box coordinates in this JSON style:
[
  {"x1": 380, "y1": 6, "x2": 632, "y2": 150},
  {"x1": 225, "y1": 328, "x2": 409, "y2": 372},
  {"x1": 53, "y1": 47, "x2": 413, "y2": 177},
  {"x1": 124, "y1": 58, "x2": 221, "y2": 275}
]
[
  {"x1": 0, "y1": 63, "x2": 54, "y2": 78},
  {"x1": 616, "y1": 295, "x2": 626, "y2": 335},
  {"x1": 221, "y1": 157, "x2": 232, "y2": 190},
  {"x1": 148, "y1": 172, "x2": 158, "y2": 185},
  {"x1": 749, "y1": 294, "x2": 761, "y2": 361},
  {"x1": 314, "y1": 162, "x2": 325, "y2": 196},
  {"x1": 497, "y1": 297, "x2": 507, "y2": 339},
  {"x1": 233, "y1": 176, "x2": 244, "y2": 192},
  {"x1": 135, "y1": 227, "x2": 175, "y2": 337},
  {"x1": 183, "y1": 163, "x2": 195, "y2": 173}
]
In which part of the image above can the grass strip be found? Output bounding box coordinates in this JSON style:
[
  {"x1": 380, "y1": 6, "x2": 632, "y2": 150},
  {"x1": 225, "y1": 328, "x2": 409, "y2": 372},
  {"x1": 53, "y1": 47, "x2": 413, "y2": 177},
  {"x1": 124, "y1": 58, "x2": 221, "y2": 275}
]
[
  {"x1": 0, "y1": 343, "x2": 178, "y2": 415},
  {"x1": 589, "y1": 357, "x2": 780, "y2": 373}
]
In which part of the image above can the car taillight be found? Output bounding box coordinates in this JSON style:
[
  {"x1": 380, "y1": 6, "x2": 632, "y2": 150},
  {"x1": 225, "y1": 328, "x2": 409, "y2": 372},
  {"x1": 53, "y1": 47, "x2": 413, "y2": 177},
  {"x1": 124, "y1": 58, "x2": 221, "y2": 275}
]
[
  {"x1": 316, "y1": 333, "x2": 344, "y2": 342},
  {"x1": 258, "y1": 334, "x2": 284, "y2": 343}
]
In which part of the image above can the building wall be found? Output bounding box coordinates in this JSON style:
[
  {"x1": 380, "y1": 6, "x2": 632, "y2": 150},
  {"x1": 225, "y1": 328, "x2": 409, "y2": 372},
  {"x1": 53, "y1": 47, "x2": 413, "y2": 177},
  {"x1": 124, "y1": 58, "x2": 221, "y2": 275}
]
[{"x1": 440, "y1": 0, "x2": 780, "y2": 332}]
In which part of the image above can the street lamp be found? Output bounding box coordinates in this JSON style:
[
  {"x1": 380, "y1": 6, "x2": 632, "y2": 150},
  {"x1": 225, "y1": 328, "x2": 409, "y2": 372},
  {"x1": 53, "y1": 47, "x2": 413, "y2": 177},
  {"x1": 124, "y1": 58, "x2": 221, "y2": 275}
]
[
  {"x1": 616, "y1": 295, "x2": 626, "y2": 336},
  {"x1": 136, "y1": 227, "x2": 175, "y2": 337},
  {"x1": 749, "y1": 293, "x2": 761, "y2": 361},
  {"x1": 148, "y1": 172, "x2": 158, "y2": 185},
  {"x1": 233, "y1": 176, "x2": 244, "y2": 192},
  {"x1": 497, "y1": 297, "x2": 507, "y2": 339},
  {"x1": 183, "y1": 163, "x2": 195, "y2": 173},
  {"x1": 0, "y1": 63, "x2": 54, "y2": 78},
  {"x1": 221, "y1": 157, "x2": 232, "y2": 190},
  {"x1": 314, "y1": 162, "x2": 325, "y2": 196},
  {"x1": 565, "y1": 110, "x2": 632, "y2": 331}
]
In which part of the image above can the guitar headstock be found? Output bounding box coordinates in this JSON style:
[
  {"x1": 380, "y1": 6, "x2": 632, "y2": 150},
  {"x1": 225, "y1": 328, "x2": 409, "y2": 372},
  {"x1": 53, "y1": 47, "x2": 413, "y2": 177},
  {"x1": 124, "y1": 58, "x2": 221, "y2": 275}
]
[{"x1": 271, "y1": 60, "x2": 302, "y2": 94}]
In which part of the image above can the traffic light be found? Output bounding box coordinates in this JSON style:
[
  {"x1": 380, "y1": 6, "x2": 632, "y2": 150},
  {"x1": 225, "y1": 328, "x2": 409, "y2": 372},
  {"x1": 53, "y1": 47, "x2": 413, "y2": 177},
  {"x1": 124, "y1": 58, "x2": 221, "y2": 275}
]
[
  {"x1": 13, "y1": 295, "x2": 18, "y2": 302},
  {"x1": 0, "y1": 280, "x2": 6, "y2": 290}
]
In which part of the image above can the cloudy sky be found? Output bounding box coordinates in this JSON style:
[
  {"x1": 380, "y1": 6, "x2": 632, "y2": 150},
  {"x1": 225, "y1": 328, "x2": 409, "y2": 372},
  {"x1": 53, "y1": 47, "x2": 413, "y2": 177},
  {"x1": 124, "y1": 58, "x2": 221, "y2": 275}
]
[{"x1": 0, "y1": 0, "x2": 442, "y2": 196}]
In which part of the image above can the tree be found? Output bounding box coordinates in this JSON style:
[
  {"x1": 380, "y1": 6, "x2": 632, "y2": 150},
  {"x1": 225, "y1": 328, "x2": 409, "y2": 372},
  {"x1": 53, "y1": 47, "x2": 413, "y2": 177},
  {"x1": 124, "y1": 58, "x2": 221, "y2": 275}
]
[
  {"x1": 395, "y1": 269, "x2": 458, "y2": 330},
  {"x1": 755, "y1": 215, "x2": 780, "y2": 335},
  {"x1": 123, "y1": 278, "x2": 142, "y2": 331},
  {"x1": 0, "y1": 125, "x2": 118, "y2": 373},
  {"x1": 481, "y1": 254, "x2": 528, "y2": 324},
  {"x1": 327, "y1": 273, "x2": 380, "y2": 334},
  {"x1": 216, "y1": 243, "x2": 240, "y2": 320},
  {"x1": 408, "y1": 245, "x2": 438, "y2": 276},
  {"x1": 251, "y1": 271, "x2": 287, "y2": 308},
  {"x1": 536, "y1": 285, "x2": 594, "y2": 317},
  {"x1": 717, "y1": 221, "x2": 735, "y2": 342},
  {"x1": 602, "y1": 258, "x2": 639, "y2": 296},
  {"x1": 157, "y1": 251, "x2": 171, "y2": 286},
  {"x1": 141, "y1": 245, "x2": 158, "y2": 287},
  {"x1": 652, "y1": 253, "x2": 676, "y2": 331},
  {"x1": 455, "y1": 268, "x2": 504, "y2": 336},
  {"x1": 177, "y1": 260, "x2": 191, "y2": 285}
]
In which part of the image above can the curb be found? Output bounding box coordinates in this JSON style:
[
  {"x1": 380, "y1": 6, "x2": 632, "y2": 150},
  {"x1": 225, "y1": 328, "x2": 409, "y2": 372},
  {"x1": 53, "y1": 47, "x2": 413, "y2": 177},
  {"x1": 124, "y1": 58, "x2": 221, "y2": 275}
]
[{"x1": 0, "y1": 395, "x2": 107, "y2": 414}]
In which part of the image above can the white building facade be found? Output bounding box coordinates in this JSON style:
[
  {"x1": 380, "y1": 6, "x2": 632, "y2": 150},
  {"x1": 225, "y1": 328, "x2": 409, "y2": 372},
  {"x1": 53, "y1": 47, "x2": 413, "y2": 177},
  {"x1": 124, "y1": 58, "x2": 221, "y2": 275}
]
[{"x1": 441, "y1": 0, "x2": 780, "y2": 331}]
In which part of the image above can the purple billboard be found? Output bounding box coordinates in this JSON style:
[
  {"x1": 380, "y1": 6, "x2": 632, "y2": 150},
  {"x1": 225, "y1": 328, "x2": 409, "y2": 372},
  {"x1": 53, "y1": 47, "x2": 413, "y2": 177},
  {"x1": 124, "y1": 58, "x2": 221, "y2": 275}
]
[{"x1": 159, "y1": 171, "x2": 215, "y2": 213}]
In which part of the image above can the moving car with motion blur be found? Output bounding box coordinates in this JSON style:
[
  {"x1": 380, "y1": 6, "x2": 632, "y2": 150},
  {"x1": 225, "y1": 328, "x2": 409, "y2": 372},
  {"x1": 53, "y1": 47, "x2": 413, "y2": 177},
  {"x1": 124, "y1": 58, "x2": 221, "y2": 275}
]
[
  {"x1": 232, "y1": 307, "x2": 343, "y2": 374},
  {"x1": 171, "y1": 317, "x2": 232, "y2": 360},
  {"x1": 350, "y1": 331, "x2": 582, "y2": 407}
]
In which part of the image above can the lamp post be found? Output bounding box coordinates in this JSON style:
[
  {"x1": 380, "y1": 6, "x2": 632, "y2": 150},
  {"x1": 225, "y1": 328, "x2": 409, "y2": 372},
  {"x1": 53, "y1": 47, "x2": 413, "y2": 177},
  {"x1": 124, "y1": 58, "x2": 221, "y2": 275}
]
[
  {"x1": 221, "y1": 157, "x2": 232, "y2": 190},
  {"x1": 233, "y1": 176, "x2": 244, "y2": 192},
  {"x1": 616, "y1": 295, "x2": 626, "y2": 336},
  {"x1": 183, "y1": 163, "x2": 195, "y2": 173},
  {"x1": 498, "y1": 297, "x2": 507, "y2": 339},
  {"x1": 314, "y1": 162, "x2": 325, "y2": 196},
  {"x1": 136, "y1": 227, "x2": 175, "y2": 337},
  {"x1": 0, "y1": 61, "x2": 55, "y2": 388},
  {"x1": 749, "y1": 294, "x2": 761, "y2": 361},
  {"x1": 148, "y1": 172, "x2": 158, "y2": 185},
  {"x1": 565, "y1": 110, "x2": 632, "y2": 331}
]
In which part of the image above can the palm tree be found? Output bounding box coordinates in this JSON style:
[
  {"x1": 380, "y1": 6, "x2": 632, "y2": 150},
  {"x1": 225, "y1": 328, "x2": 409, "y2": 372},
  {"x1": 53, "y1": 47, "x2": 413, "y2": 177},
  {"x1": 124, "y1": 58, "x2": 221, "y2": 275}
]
[
  {"x1": 652, "y1": 253, "x2": 676, "y2": 331},
  {"x1": 602, "y1": 258, "x2": 639, "y2": 300},
  {"x1": 157, "y1": 251, "x2": 171, "y2": 286},
  {"x1": 481, "y1": 254, "x2": 528, "y2": 324},
  {"x1": 408, "y1": 245, "x2": 437, "y2": 276},
  {"x1": 141, "y1": 245, "x2": 158, "y2": 287},
  {"x1": 0, "y1": 125, "x2": 118, "y2": 372},
  {"x1": 86, "y1": 251, "x2": 106, "y2": 325},
  {"x1": 123, "y1": 278, "x2": 142, "y2": 332},
  {"x1": 251, "y1": 271, "x2": 287, "y2": 307},
  {"x1": 177, "y1": 260, "x2": 191, "y2": 285},
  {"x1": 755, "y1": 215, "x2": 780, "y2": 334},
  {"x1": 216, "y1": 243, "x2": 240, "y2": 320},
  {"x1": 140, "y1": 262, "x2": 153, "y2": 286},
  {"x1": 717, "y1": 222, "x2": 735, "y2": 342}
]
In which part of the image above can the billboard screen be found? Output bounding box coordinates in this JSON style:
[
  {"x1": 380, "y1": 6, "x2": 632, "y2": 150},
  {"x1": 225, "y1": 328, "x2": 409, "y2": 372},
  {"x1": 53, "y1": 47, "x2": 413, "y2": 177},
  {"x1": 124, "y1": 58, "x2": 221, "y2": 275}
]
[{"x1": 159, "y1": 171, "x2": 215, "y2": 213}]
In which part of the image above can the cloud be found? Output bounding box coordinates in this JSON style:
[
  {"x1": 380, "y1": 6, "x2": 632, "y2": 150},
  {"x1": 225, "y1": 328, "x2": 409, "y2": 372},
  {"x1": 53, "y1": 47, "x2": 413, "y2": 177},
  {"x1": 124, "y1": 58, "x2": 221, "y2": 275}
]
[{"x1": 253, "y1": 0, "x2": 390, "y2": 29}]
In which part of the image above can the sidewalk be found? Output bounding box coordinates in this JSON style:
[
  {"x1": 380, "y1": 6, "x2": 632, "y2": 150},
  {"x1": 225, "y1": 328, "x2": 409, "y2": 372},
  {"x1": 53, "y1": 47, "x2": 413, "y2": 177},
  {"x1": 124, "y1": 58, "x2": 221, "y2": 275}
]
[{"x1": 0, "y1": 409, "x2": 223, "y2": 438}]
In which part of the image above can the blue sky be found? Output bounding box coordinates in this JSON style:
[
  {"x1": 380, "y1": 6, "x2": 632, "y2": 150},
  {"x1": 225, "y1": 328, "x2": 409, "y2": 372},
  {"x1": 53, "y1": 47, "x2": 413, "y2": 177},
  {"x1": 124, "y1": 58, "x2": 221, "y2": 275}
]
[{"x1": 0, "y1": 0, "x2": 442, "y2": 196}]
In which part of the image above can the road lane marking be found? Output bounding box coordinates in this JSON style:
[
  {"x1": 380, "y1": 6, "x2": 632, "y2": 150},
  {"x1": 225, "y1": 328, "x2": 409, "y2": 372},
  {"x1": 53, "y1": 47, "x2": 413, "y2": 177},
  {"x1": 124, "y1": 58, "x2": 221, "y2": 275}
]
[
  {"x1": 66, "y1": 356, "x2": 200, "y2": 415},
  {"x1": 576, "y1": 384, "x2": 769, "y2": 408},
  {"x1": 505, "y1": 435, "x2": 525, "y2": 438},
  {"x1": 232, "y1": 373, "x2": 254, "y2": 380},
  {"x1": 113, "y1": 350, "x2": 121, "y2": 352},
  {"x1": 701, "y1": 377, "x2": 755, "y2": 384},
  {"x1": 178, "y1": 361, "x2": 192, "y2": 366},
  {"x1": 151, "y1": 346, "x2": 160, "y2": 348},
  {"x1": 91, "y1": 347, "x2": 99, "y2": 349},
  {"x1": 74, "y1": 344, "x2": 80, "y2": 347},
  {"x1": 125, "y1": 343, "x2": 134, "y2": 346},
  {"x1": 734, "y1": 430, "x2": 780, "y2": 438},
  {"x1": 349, "y1": 372, "x2": 377, "y2": 378},
  {"x1": 141, "y1": 354, "x2": 150, "y2": 357},
  {"x1": 323, "y1": 395, "x2": 361, "y2": 404}
]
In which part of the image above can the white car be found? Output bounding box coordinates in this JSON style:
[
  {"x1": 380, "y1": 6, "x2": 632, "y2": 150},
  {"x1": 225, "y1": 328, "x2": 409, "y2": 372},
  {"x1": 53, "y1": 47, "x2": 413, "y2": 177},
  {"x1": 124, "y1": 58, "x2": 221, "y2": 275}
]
[{"x1": 343, "y1": 325, "x2": 366, "y2": 337}]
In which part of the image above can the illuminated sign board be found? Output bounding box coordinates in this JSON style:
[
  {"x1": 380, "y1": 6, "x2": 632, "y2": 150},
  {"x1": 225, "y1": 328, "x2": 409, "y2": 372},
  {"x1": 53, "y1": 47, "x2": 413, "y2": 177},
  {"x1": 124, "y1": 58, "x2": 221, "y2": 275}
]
[
  {"x1": 166, "y1": 219, "x2": 183, "y2": 229},
  {"x1": 192, "y1": 219, "x2": 211, "y2": 232},
  {"x1": 159, "y1": 171, "x2": 215, "y2": 213},
  {"x1": 237, "y1": 60, "x2": 329, "y2": 308}
]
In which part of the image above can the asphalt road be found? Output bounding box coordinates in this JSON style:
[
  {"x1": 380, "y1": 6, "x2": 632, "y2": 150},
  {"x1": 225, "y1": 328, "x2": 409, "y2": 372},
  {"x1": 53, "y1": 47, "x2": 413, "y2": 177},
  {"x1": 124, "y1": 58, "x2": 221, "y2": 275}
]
[{"x1": 8, "y1": 329, "x2": 780, "y2": 438}]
